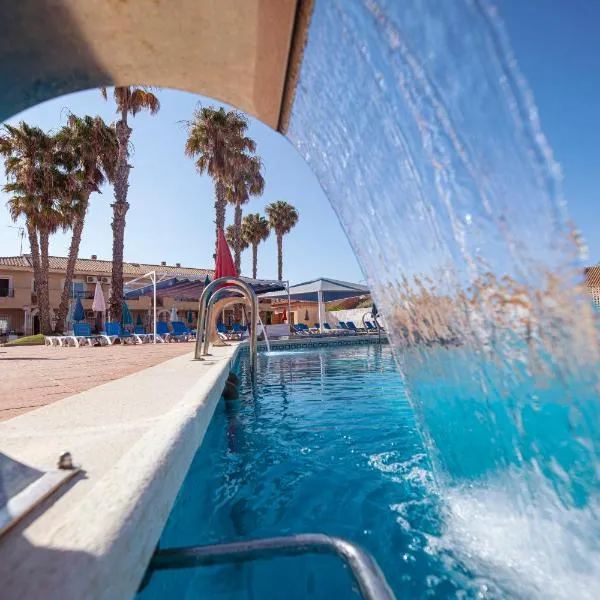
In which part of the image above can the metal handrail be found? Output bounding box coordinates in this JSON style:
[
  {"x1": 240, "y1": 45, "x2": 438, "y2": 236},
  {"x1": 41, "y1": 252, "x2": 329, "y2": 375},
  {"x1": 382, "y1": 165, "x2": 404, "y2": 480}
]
[
  {"x1": 145, "y1": 534, "x2": 396, "y2": 600},
  {"x1": 194, "y1": 277, "x2": 258, "y2": 379},
  {"x1": 202, "y1": 286, "x2": 246, "y2": 353}
]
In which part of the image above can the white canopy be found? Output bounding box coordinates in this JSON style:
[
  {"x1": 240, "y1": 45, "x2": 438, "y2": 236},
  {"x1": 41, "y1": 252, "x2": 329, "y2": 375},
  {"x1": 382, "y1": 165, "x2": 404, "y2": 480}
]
[
  {"x1": 262, "y1": 278, "x2": 369, "y2": 302},
  {"x1": 262, "y1": 278, "x2": 370, "y2": 333}
]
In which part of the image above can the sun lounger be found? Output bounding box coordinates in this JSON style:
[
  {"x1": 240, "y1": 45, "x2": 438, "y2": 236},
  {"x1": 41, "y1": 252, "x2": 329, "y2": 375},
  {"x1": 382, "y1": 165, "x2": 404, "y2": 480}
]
[
  {"x1": 134, "y1": 325, "x2": 154, "y2": 343},
  {"x1": 345, "y1": 321, "x2": 362, "y2": 333},
  {"x1": 45, "y1": 335, "x2": 69, "y2": 347},
  {"x1": 154, "y1": 321, "x2": 171, "y2": 342},
  {"x1": 232, "y1": 323, "x2": 247, "y2": 338},
  {"x1": 364, "y1": 321, "x2": 381, "y2": 333},
  {"x1": 217, "y1": 323, "x2": 242, "y2": 341},
  {"x1": 100, "y1": 322, "x2": 138, "y2": 345},
  {"x1": 291, "y1": 323, "x2": 310, "y2": 336},
  {"x1": 66, "y1": 323, "x2": 104, "y2": 347},
  {"x1": 171, "y1": 321, "x2": 194, "y2": 341}
]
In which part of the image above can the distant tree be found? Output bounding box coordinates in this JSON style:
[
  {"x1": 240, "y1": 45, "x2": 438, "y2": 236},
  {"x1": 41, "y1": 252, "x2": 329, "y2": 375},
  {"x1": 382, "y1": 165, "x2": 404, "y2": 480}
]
[
  {"x1": 185, "y1": 106, "x2": 255, "y2": 258},
  {"x1": 265, "y1": 201, "x2": 299, "y2": 281},
  {"x1": 53, "y1": 115, "x2": 117, "y2": 332},
  {"x1": 1, "y1": 123, "x2": 77, "y2": 333},
  {"x1": 242, "y1": 213, "x2": 270, "y2": 279},
  {"x1": 225, "y1": 154, "x2": 264, "y2": 273},
  {"x1": 226, "y1": 224, "x2": 248, "y2": 253},
  {"x1": 101, "y1": 86, "x2": 160, "y2": 322}
]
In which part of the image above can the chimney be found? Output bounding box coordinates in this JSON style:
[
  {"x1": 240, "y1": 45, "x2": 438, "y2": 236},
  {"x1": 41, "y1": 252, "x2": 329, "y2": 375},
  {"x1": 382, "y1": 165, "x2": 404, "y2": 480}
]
[
  {"x1": 176, "y1": 262, "x2": 181, "y2": 267},
  {"x1": 161, "y1": 261, "x2": 166, "y2": 266},
  {"x1": 91, "y1": 254, "x2": 97, "y2": 260}
]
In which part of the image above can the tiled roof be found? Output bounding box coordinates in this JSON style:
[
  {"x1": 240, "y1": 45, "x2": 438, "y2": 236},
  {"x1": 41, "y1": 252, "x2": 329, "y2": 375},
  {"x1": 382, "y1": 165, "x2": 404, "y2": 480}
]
[
  {"x1": 0, "y1": 254, "x2": 213, "y2": 278},
  {"x1": 0, "y1": 256, "x2": 30, "y2": 268},
  {"x1": 585, "y1": 266, "x2": 600, "y2": 288}
]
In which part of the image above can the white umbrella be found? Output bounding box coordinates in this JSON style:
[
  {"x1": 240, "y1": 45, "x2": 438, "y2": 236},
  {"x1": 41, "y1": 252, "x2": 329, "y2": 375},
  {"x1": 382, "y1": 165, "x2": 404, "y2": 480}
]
[
  {"x1": 92, "y1": 282, "x2": 106, "y2": 312},
  {"x1": 92, "y1": 282, "x2": 106, "y2": 329},
  {"x1": 170, "y1": 305, "x2": 178, "y2": 322}
]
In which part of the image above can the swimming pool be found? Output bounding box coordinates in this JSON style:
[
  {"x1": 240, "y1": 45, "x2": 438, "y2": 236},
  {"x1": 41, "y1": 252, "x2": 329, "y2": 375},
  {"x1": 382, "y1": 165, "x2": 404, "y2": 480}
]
[{"x1": 139, "y1": 344, "x2": 481, "y2": 599}]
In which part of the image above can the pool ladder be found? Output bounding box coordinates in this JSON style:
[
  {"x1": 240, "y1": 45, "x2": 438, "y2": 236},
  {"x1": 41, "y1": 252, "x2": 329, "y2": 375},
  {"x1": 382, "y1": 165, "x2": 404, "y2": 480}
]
[
  {"x1": 194, "y1": 276, "x2": 259, "y2": 380},
  {"x1": 140, "y1": 533, "x2": 396, "y2": 600}
]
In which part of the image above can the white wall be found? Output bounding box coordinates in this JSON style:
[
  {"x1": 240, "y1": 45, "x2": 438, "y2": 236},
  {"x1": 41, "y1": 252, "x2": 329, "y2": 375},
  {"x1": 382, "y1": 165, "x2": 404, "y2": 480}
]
[{"x1": 327, "y1": 307, "x2": 384, "y2": 327}]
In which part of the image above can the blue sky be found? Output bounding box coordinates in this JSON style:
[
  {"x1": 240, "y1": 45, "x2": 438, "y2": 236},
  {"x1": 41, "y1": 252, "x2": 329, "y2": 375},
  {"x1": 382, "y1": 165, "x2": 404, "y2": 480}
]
[
  {"x1": 0, "y1": 0, "x2": 598, "y2": 281},
  {"x1": 495, "y1": 0, "x2": 600, "y2": 261}
]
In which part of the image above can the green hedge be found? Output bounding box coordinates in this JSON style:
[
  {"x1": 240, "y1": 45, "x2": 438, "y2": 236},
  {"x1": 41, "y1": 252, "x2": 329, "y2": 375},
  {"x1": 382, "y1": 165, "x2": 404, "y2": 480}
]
[{"x1": 5, "y1": 334, "x2": 45, "y2": 346}]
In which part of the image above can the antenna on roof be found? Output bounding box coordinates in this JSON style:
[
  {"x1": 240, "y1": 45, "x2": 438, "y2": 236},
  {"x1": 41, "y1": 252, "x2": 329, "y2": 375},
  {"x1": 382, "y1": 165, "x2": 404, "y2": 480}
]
[{"x1": 7, "y1": 225, "x2": 25, "y2": 255}]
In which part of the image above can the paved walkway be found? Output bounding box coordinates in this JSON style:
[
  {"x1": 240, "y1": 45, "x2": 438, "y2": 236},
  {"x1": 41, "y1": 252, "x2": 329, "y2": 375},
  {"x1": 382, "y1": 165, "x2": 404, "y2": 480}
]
[{"x1": 0, "y1": 342, "x2": 194, "y2": 421}]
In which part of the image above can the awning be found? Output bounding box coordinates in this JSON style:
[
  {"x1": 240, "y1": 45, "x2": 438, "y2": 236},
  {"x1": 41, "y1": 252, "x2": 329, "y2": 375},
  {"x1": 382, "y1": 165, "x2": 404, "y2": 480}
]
[
  {"x1": 124, "y1": 276, "x2": 286, "y2": 301},
  {"x1": 261, "y1": 278, "x2": 369, "y2": 302}
]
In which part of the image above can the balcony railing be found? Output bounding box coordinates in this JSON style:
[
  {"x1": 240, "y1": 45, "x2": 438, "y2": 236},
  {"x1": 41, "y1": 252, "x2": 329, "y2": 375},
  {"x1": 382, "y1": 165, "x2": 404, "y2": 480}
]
[
  {"x1": 0, "y1": 288, "x2": 15, "y2": 298},
  {"x1": 72, "y1": 290, "x2": 95, "y2": 299}
]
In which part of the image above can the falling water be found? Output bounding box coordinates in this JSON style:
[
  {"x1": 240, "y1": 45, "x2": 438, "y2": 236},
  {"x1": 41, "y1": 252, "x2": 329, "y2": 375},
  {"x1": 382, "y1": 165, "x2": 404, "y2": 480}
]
[
  {"x1": 257, "y1": 314, "x2": 271, "y2": 352},
  {"x1": 288, "y1": 0, "x2": 600, "y2": 597}
]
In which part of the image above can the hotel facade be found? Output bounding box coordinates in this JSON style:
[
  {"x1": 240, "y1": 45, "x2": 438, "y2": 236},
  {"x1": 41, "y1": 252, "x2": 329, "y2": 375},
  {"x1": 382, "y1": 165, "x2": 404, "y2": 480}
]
[{"x1": 0, "y1": 254, "x2": 213, "y2": 335}]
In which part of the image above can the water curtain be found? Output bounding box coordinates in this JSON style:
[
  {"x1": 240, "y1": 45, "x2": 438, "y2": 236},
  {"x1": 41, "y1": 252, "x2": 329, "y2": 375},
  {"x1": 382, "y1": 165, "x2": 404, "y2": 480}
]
[{"x1": 288, "y1": 0, "x2": 599, "y2": 596}]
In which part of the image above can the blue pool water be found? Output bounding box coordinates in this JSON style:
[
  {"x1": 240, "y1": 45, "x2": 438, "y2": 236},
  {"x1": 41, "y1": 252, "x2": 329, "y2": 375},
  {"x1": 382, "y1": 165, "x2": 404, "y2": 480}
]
[{"x1": 140, "y1": 344, "x2": 471, "y2": 599}]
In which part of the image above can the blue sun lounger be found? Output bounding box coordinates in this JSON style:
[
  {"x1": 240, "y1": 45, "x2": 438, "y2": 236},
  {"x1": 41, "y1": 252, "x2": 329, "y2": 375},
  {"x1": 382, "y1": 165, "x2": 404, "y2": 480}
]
[
  {"x1": 69, "y1": 322, "x2": 104, "y2": 347},
  {"x1": 171, "y1": 321, "x2": 194, "y2": 341},
  {"x1": 100, "y1": 322, "x2": 139, "y2": 345}
]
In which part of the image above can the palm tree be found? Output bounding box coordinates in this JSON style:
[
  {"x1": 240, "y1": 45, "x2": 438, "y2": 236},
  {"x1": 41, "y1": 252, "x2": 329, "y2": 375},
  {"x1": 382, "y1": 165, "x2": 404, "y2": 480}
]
[
  {"x1": 265, "y1": 201, "x2": 299, "y2": 281},
  {"x1": 101, "y1": 86, "x2": 160, "y2": 322},
  {"x1": 184, "y1": 106, "x2": 255, "y2": 258},
  {"x1": 225, "y1": 224, "x2": 248, "y2": 254},
  {"x1": 225, "y1": 154, "x2": 264, "y2": 273},
  {"x1": 53, "y1": 115, "x2": 118, "y2": 332},
  {"x1": 242, "y1": 213, "x2": 270, "y2": 279},
  {"x1": 1, "y1": 123, "x2": 74, "y2": 334}
]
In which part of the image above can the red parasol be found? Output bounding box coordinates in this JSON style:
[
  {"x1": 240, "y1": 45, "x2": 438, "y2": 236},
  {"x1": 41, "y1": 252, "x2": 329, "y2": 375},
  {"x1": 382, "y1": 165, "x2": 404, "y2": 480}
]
[{"x1": 215, "y1": 228, "x2": 237, "y2": 279}]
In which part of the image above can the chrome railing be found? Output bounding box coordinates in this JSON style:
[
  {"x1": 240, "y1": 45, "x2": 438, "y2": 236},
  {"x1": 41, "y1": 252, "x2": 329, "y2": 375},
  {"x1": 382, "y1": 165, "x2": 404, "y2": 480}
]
[
  {"x1": 194, "y1": 277, "x2": 258, "y2": 379},
  {"x1": 143, "y1": 534, "x2": 396, "y2": 600}
]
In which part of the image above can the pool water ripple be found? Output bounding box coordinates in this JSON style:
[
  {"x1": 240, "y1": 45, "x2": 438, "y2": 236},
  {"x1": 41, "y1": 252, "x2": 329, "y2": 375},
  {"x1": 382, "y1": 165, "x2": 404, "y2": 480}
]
[{"x1": 140, "y1": 345, "x2": 494, "y2": 599}]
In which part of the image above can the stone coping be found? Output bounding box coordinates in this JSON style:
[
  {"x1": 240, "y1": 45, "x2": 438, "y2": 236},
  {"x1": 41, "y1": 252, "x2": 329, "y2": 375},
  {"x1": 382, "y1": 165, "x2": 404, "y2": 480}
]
[{"x1": 0, "y1": 343, "x2": 240, "y2": 600}]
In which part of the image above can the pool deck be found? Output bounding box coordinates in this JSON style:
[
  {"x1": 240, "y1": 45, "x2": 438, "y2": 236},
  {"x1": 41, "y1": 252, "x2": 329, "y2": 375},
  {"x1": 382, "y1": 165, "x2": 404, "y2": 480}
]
[
  {"x1": 0, "y1": 342, "x2": 195, "y2": 421},
  {"x1": 0, "y1": 342, "x2": 240, "y2": 600}
]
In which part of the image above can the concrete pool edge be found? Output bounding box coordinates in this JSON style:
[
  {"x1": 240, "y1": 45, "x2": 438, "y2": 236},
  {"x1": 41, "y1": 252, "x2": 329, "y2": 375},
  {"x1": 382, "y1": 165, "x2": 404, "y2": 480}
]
[{"x1": 0, "y1": 343, "x2": 241, "y2": 600}]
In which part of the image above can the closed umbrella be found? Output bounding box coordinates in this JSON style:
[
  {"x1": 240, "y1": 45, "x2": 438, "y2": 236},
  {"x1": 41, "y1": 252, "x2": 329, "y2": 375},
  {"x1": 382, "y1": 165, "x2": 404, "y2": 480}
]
[
  {"x1": 281, "y1": 307, "x2": 287, "y2": 323},
  {"x1": 92, "y1": 282, "x2": 106, "y2": 313},
  {"x1": 122, "y1": 301, "x2": 133, "y2": 326},
  {"x1": 215, "y1": 229, "x2": 237, "y2": 279},
  {"x1": 136, "y1": 314, "x2": 143, "y2": 327},
  {"x1": 204, "y1": 274, "x2": 211, "y2": 287},
  {"x1": 170, "y1": 305, "x2": 178, "y2": 322},
  {"x1": 92, "y1": 281, "x2": 107, "y2": 330},
  {"x1": 73, "y1": 296, "x2": 85, "y2": 322},
  {"x1": 187, "y1": 310, "x2": 193, "y2": 324}
]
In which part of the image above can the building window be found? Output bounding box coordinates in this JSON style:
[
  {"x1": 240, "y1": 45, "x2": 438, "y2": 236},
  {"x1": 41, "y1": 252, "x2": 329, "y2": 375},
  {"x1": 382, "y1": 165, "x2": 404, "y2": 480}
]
[
  {"x1": 0, "y1": 278, "x2": 11, "y2": 297},
  {"x1": 0, "y1": 315, "x2": 9, "y2": 333},
  {"x1": 72, "y1": 281, "x2": 85, "y2": 298}
]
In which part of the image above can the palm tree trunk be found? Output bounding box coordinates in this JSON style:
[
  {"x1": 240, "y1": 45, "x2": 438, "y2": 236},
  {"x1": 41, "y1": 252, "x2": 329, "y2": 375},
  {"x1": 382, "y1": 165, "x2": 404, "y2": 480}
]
[
  {"x1": 277, "y1": 233, "x2": 283, "y2": 281},
  {"x1": 54, "y1": 195, "x2": 89, "y2": 333},
  {"x1": 26, "y1": 220, "x2": 44, "y2": 334},
  {"x1": 252, "y1": 243, "x2": 258, "y2": 279},
  {"x1": 233, "y1": 203, "x2": 243, "y2": 274},
  {"x1": 37, "y1": 228, "x2": 52, "y2": 334},
  {"x1": 110, "y1": 111, "x2": 131, "y2": 323},
  {"x1": 214, "y1": 181, "x2": 226, "y2": 259}
]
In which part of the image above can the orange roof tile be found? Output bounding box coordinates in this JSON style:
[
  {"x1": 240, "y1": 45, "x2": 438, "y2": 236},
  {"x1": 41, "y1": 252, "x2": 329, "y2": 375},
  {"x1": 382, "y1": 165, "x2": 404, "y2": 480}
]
[
  {"x1": 0, "y1": 256, "x2": 30, "y2": 268},
  {"x1": 0, "y1": 254, "x2": 213, "y2": 278}
]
